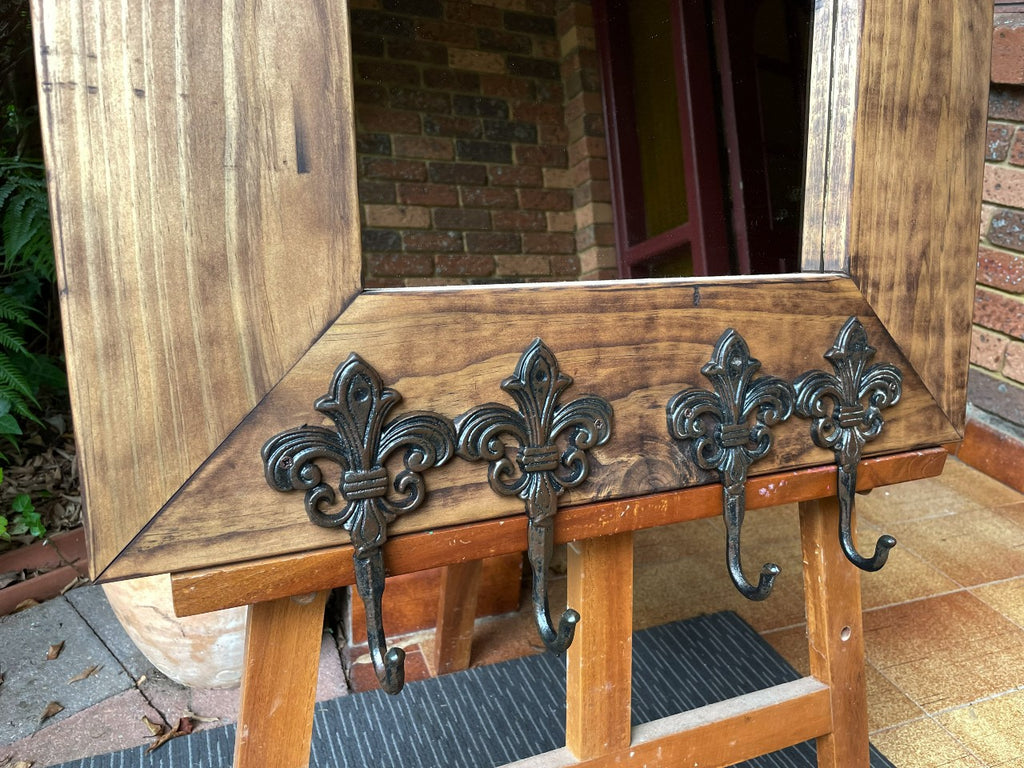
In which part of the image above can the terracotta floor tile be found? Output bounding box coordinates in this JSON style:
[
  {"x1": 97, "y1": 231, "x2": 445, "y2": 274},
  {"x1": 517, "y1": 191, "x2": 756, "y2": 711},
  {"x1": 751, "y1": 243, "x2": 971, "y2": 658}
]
[
  {"x1": 869, "y1": 717, "x2": 982, "y2": 768},
  {"x1": 864, "y1": 592, "x2": 1024, "y2": 713},
  {"x1": 936, "y1": 691, "x2": 1024, "y2": 765},
  {"x1": 633, "y1": 506, "x2": 806, "y2": 633},
  {"x1": 886, "y1": 506, "x2": 1024, "y2": 587},
  {"x1": 760, "y1": 626, "x2": 923, "y2": 732},
  {"x1": 860, "y1": 521, "x2": 960, "y2": 609},
  {"x1": 936, "y1": 459, "x2": 1024, "y2": 509},
  {"x1": 857, "y1": 476, "x2": 983, "y2": 530},
  {"x1": 761, "y1": 625, "x2": 809, "y2": 675},
  {"x1": 972, "y1": 576, "x2": 1024, "y2": 628},
  {"x1": 866, "y1": 662, "x2": 928, "y2": 733}
]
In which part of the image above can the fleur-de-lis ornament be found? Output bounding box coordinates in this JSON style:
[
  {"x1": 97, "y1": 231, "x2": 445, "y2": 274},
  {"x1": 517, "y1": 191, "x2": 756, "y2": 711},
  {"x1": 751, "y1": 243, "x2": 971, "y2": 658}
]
[
  {"x1": 667, "y1": 329, "x2": 795, "y2": 601},
  {"x1": 262, "y1": 354, "x2": 456, "y2": 694},
  {"x1": 794, "y1": 317, "x2": 902, "y2": 571},
  {"x1": 457, "y1": 339, "x2": 613, "y2": 654}
]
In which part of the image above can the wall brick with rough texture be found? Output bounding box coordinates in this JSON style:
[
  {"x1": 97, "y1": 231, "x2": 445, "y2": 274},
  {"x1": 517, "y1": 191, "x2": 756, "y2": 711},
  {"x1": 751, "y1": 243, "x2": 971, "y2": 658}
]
[
  {"x1": 352, "y1": 0, "x2": 588, "y2": 284},
  {"x1": 971, "y1": 327, "x2": 1009, "y2": 371},
  {"x1": 993, "y1": 14, "x2": 1024, "y2": 85},
  {"x1": 975, "y1": 50, "x2": 1024, "y2": 434},
  {"x1": 984, "y1": 164, "x2": 1024, "y2": 208},
  {"x1": 969, "y1": 369, "x2": 1024, "y2": 426},
  {"x1": 978, "y1": 245, "x2": 1024, "y2": 292},
  {"x1": 974, "y1": 288, "x2": 1024, "y2": 338},
  {"x1": 1004, "y1": 340, "x2": 1024, "y2": 384}
]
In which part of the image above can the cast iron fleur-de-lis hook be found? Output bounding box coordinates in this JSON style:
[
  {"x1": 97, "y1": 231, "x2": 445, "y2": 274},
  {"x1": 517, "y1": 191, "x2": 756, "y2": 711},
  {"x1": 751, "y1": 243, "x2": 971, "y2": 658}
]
[
  {"x1": 667, "y1": 329, "x2": 795, "y2": 601},
  {"x1": 456, "y1": 339, "x2": 613, "y2": 654},
  {"x1": 261, "y1": 354, "x2": 456, "y2": 694},
  {"x1": 794, "y1": 317, "x2": 903, "y2": 571}
]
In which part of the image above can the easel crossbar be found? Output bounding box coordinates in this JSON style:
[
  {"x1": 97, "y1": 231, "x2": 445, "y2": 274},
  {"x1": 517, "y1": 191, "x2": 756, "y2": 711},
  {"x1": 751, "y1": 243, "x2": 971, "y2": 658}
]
[
  {"x1": 171, "y1": 448, "x2": 946, "y2": 618},
  {"x1": 507, "y1": 677, "x2": 832, "y2": 767}
]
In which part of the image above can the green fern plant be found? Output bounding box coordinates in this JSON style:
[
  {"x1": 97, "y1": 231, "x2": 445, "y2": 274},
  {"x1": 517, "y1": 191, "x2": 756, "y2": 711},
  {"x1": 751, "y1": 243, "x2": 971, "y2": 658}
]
[
  {"x1": 0, "y1": 157, "x2": 53, "y2": 281},
  {"x1": 0, "y1": 157, "x2": 64, "y2": 459}
]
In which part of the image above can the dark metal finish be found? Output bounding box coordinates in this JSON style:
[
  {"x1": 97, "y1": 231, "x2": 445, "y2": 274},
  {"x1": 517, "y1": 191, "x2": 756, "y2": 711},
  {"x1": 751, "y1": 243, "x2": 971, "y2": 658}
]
[
  {"x1": 262, "y1": 353, "x2": 456, "y2": 694},
  {"x1": 794, "y1": 317, "x2": 903, "y2": 571},
  {"x1": 456, "y1": 339, "x2": 613, "y2": 654},
  {"x1": 667, "y1": 329, "x2": 795, "y2": 601}
]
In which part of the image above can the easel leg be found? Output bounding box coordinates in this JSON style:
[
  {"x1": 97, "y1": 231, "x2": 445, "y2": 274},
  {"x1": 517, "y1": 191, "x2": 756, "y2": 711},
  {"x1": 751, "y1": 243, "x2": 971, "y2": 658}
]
[
  {"x1": 799, "y1": 498, "x2": 870, "y2": 768},
  {"x1": 433, "y1": 559, "x2": 483, "y2": 674},
  {"x1": 234, "y1": 590, "x2": 330, "y2": 768},
  {"x1": 566, "y1": 531, "x2": 633, "y2": 760}
]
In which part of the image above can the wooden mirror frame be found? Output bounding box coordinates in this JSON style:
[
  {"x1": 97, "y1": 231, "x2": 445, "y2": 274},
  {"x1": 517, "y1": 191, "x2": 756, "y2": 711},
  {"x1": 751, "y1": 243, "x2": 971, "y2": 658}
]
[{"x1": 32, "y1": 0, "x2": 989, "y2": 582}]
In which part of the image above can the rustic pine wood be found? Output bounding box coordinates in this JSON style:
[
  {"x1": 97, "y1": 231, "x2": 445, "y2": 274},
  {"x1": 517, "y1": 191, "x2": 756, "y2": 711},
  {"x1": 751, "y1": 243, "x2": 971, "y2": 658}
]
[
  {"x1": 506, "y1": 678, "x2": 833, "y2": 768},
  {"x1": 235, "y1": 590, "x2": 329, "y2": 768},
  {"x1": 122, "y1": 277, "x2": 956, "y2": 581},
  {"x1": 847, "y1": 0, "x2": 990, "y2": 433},
  {"x1": 565, "y1": 532, "x2": 633, "y2": 759},
  {"x1": 171, "y1": 448, "x2": 946, "y2": 617},
  {"x1": 801, "y1": 0, "x2": 860, "y2": 272},
  {"x1": 31, "y1": 0, "x2": 986, "y2": 583},
  {"x1": 348, "y1": 553, "x2": 521, "y2": 649},
  {"x1": 800, "y1": 497, "x2": 869, "y2": 767},
  {"x1": 432, "y1": 560, "x2": 484, "y2": 674},
  {"x1": 31, "y1": 0, "x2": 362, "y2": 578}
]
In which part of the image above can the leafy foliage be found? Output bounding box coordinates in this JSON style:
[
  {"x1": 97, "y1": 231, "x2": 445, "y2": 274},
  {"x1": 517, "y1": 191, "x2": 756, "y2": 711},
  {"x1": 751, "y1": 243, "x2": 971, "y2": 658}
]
[
  {"x1": 0, "y1": 1, "x2": 67, "y2": 543},
  {"x1": 0, "y1": 467, "x2": 47, "y2": 541}
]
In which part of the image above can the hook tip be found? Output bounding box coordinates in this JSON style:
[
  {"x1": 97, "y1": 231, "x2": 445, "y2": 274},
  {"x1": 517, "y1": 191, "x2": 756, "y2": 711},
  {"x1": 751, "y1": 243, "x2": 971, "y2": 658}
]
[
  {"x1": 378, "y1": 646, "x2": 406, "y2": 695},
  {"x1": 744, "y1": 562, "x2": 779, "y2": 602},
  {"x1": 544, "y1": 608, "x2": 580, "y2": 655}
]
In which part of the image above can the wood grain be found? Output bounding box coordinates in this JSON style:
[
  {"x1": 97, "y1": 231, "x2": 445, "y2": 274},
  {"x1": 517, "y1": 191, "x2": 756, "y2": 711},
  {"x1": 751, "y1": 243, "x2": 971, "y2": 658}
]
[
  {"x1": 347, "y1": 554, "x2": 520, "y2": 648},
  {"x1": 848, "y1": 0, "x2": 990, "y2": 433},
  {"x1": 566, "y1": 532, "x2": 633, "y2": 759},
  {"x1": 432, "y1": 560, "x2": 483, "y2": 674},
  {"x1": 234, "y1": 590, "x2": 329, "y2": 768},
  {"x1": 171, "y1": 448, "x2": 947, "y2": 617},
  {"x1": 124, "y1": 277, "x2": 956, "y2": 580},
  {"x1": 800, "y1": 497, "x2": 869, "y2": 766},
  {"x1": 801, "y1": 0, "x2": 861, "y2": 273},
  {"x1": 505, "y1": 677, "x2": 832, "y2": 768},
  {"x1": 31, "y1": 0, "x2": 362, "y2": 578}
]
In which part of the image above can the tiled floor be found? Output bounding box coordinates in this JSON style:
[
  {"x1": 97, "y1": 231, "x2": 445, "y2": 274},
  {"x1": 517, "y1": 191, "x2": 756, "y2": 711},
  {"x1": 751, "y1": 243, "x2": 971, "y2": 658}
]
[{"x1": 380, "y1": 457, "x2": 1024, "y2": 767}]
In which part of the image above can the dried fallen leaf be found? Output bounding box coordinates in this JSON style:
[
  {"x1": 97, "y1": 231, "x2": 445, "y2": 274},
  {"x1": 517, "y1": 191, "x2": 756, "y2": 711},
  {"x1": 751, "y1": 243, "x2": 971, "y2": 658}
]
[
  {"x1": 68, "y1": 664, "x2": 101, "y2": 683},
  {"x1": 14, "y1": 599, "x2": 39, "y2": 613},
  {"x1": 0, "y1": 759, "x2": 34, "y2": 768},
  {"x1": 46, "y1": 642, "x2": 65, "y2": 661},
  {"x1": 11, "y1": 761, "x2": 33, "y2": 768},
  {"x1": 183, "y1": 709, "x2": 220, "y2": 724},
  {"x1": 39, "y1": 701, "x2": 63, "y2": 723},
  {"x1": 136, "y1": 674, "x2": 147, "y2": 686},
  {"x1": 141, "y1": 715, "x2": 165, "y2": 737},
  {"x1": 145, "y1": 717, "x2": 195, "y2": 754}
]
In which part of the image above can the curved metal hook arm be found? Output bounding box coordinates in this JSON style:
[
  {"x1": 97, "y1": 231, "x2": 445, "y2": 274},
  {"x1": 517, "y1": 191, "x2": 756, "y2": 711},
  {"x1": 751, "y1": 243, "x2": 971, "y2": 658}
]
[
  {"x1": 353, "y1": 550, "x2": 405, "y2": 694},
  {"x1": 724, "y1": 487, "x2": 779, "y2": 601},
  {"x1": 528, "y1": 519, "x2": 579, "y2": 654},
  {"x1": 837, "y1": 463, "x2": 896, "y2": 572}
]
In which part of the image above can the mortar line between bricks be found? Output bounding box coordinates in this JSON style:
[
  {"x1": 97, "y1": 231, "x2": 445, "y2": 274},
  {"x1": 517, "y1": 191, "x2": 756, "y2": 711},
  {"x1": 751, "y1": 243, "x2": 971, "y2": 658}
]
[{"x1": 63, "y1": 594, "x2": 175, "y2": 729}]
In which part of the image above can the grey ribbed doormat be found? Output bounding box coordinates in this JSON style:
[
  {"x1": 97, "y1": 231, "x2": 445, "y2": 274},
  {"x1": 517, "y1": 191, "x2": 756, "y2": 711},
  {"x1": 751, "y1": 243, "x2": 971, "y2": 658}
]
[{"x1": 55, "y1": 612, "x2": 896, "y2": 768}]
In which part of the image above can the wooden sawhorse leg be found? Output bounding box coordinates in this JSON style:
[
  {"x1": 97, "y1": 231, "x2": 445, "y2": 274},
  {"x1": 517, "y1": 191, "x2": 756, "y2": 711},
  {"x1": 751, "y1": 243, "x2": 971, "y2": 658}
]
[
  {"x1": 234, "y1": 590, "x2": 330, "y2": 768},
  {"x1": 800, "y1": 497, "x2": 870, "y2": 767},
  {"x1": 433, "y1": 560, "x2": 483, "y2": 674}
]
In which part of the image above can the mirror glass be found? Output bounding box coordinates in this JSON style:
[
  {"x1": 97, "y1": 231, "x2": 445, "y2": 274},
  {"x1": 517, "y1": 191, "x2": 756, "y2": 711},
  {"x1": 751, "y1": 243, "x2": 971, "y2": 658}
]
[{"x1": 351, "y1": 0, "x2": 813, "y2": 287}]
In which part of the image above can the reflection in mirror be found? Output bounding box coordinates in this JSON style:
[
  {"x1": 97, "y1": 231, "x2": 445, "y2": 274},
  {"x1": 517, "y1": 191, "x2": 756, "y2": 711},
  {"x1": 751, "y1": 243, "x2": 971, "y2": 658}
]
[{"x1": 351, "y1": 1, "x2": 813, "y2": 288}]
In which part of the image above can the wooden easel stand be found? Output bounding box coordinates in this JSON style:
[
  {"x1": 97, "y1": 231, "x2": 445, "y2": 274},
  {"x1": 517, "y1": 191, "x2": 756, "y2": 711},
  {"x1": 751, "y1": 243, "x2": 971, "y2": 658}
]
[{"x1": 171, "y1": 448, "x2": 945, "y2": 768}]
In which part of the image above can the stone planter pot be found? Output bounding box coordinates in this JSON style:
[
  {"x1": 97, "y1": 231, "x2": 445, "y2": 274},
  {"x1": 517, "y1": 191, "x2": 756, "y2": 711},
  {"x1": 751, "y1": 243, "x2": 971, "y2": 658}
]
[{"x1": 102, "y1": 573, "x2": 247, "y2": 689}]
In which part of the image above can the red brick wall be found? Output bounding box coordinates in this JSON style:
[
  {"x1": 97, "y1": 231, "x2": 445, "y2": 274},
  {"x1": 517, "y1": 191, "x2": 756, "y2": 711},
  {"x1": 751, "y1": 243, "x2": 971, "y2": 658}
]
[
  {"x1": 351, "y1": 0, "x2": 611, "y2": 286},
  {"x1": 957, "y1": 11, "x2": 1024, "y2": 488}
]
